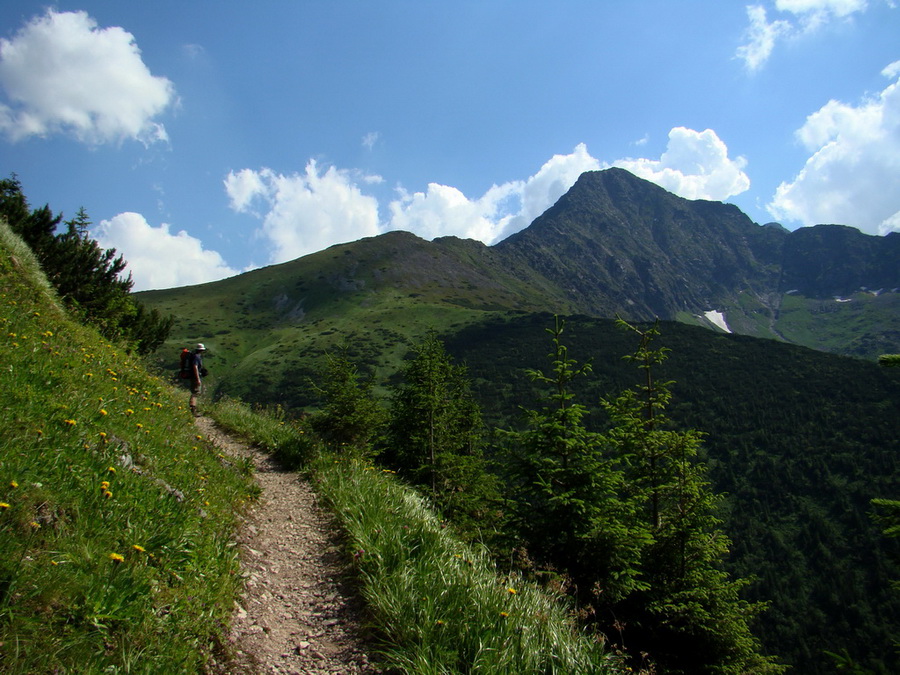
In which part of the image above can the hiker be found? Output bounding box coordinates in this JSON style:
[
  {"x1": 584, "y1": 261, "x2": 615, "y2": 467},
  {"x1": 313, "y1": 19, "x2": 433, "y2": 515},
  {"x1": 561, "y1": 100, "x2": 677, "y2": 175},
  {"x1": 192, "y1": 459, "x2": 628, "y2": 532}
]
[{"x1": 185, "y1": 343, "x2": 207, "y2": 417}]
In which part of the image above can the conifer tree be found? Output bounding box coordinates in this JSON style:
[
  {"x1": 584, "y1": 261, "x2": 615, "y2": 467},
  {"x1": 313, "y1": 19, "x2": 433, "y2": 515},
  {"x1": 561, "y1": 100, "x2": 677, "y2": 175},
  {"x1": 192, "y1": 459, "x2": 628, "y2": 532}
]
[
  {"x1": 601, "y1": 318, "x2": 782, "y2": 674},
  {"x1": 0, "y1": 175, "x2": 172, "y2": 354},
  {"x1": 505, "y1": 316, "x2": 647, "y2": 601},
  {"x1": 309, "y1": 349, "x2": 385, "y2": 453},
  {"x1": 505, "y1": 317, "x2": 781, "y2": 673},
  {"x1": 383, "y1": 331, "x2": 495, "y2": 528}
]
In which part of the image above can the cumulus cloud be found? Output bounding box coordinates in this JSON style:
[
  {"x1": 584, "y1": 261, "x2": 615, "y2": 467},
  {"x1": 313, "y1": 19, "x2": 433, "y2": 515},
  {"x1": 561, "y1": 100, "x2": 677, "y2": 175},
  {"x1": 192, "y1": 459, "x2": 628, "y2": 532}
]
[
  {"x1": 736, "y1": 0, "x2": 873, "y2": 71},
  {"x1": 0, "y1": 9, "x2": 175, "y2": 144},
  {"x1": 225, "y1": 161, "x2": 382, "y2": 263},
  {"x1": 768, "y1": 65, "x2": 900, "y2": 235},
  {"x1": 93, "y1": 213, "x2": 239, "y2": 291},
  {"x1": 388, "y1": 143, "x2": 600, "y2": 244},
  {"x1": 226, "y1": 131, "x2": 748, "y2": 262},
  {"x1": 611, "y1": 127, "x2": 750, "y2": 201}
]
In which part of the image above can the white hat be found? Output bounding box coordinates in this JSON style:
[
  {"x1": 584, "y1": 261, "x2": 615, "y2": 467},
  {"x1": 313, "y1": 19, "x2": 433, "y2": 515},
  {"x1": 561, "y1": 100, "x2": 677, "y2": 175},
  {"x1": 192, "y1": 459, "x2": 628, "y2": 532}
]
[{"x1": 196, "y1": 343, "x2": 206, "y2": 351}]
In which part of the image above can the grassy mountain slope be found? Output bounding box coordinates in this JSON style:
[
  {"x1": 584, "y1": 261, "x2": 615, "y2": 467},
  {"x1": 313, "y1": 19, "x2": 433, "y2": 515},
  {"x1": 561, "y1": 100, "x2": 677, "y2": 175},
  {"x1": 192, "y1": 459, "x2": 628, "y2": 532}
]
[
  {"x1": 140, "y1": 229, "x2": 579, "y2": 404},
  {"x1": 0, "y1": 222, "x2": 257, "y2": 672}
]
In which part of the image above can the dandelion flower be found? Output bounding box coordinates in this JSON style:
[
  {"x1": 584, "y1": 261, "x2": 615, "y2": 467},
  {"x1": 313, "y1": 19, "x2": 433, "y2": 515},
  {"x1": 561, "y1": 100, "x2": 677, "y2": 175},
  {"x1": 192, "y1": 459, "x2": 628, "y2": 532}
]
[
  {"x1": 0, "y1": 502, "x2": 9, "y2": 510},
  {"x1": 100, "y1": 481, "x2": 110, "y2": 489},
  {"x1": 10, "y1": 481, "x2": 18, "y2": 489},
  {"x1": 132, "y1": 545, "x2": 145, "y2": 553},
  {"x1": 103, "y1": 490, "x2": 113, "y2": 499},
  {"x1": 500, "y1": 611, "x2": 509, "y2": 618},
  {"x1": 63, "y1": 419, "x2": 77, "y2": 427},
  {"x1": 109, "y1": 553, "x2": 124, "y2": 563},
  {"x1": 30, "y1": 521, "x2": 40, "y2": 530},
  {"x1": 99, "y1": 409, "x2": 107, "y2": 416},
  {"x1": 507, "y1": 588, "x2": 517, "y2": 595},
  {"x1": 107, "y1": 466, "x2": 116, "y2": 474}
]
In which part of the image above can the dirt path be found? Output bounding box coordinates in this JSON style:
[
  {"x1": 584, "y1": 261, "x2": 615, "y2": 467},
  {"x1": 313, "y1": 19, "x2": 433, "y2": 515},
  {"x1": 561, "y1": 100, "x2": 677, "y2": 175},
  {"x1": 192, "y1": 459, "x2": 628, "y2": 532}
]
[{"x1": 196, "y1": 416, "x2": 382, "y2": 675}]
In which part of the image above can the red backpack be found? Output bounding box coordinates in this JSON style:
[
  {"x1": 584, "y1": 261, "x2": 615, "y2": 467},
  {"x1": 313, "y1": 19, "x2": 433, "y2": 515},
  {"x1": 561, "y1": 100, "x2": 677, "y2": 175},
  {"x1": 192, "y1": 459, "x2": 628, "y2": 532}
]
[{"x1": 179, "y1": 348, "x2": 192, "y2": 379}]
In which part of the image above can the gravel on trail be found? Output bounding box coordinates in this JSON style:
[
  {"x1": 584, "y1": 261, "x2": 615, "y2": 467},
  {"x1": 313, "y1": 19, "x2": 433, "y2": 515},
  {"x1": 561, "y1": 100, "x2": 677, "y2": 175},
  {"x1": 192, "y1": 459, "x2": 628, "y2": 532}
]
[{"x1": 196, "y1": 416, "x2": 385, "y2": 675}]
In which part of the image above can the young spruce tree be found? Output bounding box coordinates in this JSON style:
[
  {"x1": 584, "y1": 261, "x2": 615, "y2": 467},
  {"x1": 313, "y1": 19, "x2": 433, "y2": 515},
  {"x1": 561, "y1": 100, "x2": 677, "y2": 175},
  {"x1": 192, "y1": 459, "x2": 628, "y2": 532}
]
[
  {"x1": 309, "y1": 349, "x2": 385, "y2": 454},
  {"x1": 506, "y1": 316, "x2": 647, "y2": 602},
  {"x1": 383, "y1": 331, "x2": 496, "y2": 531},
  {"x1": 600, "y1": 318, "x2": 783, "y2": 675},
  {"x1": 508, "y1": 317, "x2": 782, "y2": 674}
]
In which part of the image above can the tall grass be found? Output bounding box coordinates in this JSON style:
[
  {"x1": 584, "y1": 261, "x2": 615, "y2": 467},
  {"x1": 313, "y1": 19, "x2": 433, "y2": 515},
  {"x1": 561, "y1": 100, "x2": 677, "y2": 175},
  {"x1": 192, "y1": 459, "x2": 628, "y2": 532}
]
[
  {"x1": 0, "y1": 222, "x2": 257, "y2": 673},
  {"x1": 210, "y1": 399, "x2": 624, "y2": 674}
]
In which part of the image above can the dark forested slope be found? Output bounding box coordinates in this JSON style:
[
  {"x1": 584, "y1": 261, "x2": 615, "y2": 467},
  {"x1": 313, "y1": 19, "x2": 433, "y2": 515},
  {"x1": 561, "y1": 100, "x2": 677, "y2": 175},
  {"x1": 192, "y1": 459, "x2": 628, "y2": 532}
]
[{"x1": 444, "y1": 313, "x2": 900, "y2": 674}]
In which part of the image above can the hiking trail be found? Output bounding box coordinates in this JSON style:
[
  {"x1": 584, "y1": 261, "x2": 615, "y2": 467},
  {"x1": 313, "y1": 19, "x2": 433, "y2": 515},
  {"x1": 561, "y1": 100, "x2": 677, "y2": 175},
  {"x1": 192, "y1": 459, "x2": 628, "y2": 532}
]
[{"x1": 196, "y1": 416, "x2": 382, "y2": 675}]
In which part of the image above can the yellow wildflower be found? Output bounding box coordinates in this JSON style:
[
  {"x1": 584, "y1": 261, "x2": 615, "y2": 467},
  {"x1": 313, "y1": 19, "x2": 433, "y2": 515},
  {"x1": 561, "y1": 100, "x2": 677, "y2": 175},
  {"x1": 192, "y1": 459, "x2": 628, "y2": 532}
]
[
  {"x1": 507, "y1": 588, "x2": 517, "y2": 595},
  {"x1": 63, "y1": 419, "x2": 77, "y2": 427},
  {"x1": 9, "y1": 481, "x2": 18, "y2": 489},
  {"x1": 107, "y1": 466, "x2": 116, "y2": 474},
  {"x1": 99, "y1": 409, "x2": 107, "y2": 416},
  {"x1": 0, "y1": 502, "x2": 9, "y2": 510},
  {"x1": 103, "y1": 490, "x2": 113, "y2": 499},
  {"x1": 500, "y1": 612, "x2": 509, "y2": 618},
  {"x1": 132, "y1": 544, "x2": 145, "y2": 553},
  {"x1": 109, "y1": 552, "x2": 124, "y2": 563}
]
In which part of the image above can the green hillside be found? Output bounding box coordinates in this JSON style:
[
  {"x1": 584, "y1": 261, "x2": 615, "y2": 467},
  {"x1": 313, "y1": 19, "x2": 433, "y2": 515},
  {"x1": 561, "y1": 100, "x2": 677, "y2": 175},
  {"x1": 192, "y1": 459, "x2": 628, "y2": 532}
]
[{"x1": 0, "y1": 222, "x2": 258, "y2": 672}]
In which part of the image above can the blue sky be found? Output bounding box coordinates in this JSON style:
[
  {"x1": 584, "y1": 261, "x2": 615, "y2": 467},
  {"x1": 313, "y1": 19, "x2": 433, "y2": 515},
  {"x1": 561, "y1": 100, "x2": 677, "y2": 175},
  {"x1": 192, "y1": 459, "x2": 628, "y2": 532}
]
[{"x1": 1, "y1": 1, "x2": 898, "y2": 290}]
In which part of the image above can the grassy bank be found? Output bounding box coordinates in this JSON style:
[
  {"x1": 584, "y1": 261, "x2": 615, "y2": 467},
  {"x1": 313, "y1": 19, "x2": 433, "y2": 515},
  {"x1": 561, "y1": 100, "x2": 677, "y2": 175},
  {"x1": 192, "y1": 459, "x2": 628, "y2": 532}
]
[
  {"x1": 0, "y1": 222, "x2": 257, "y2": 672},
  {"x1": 210, "y1": 397, "x2": 624, "y2": 674}
]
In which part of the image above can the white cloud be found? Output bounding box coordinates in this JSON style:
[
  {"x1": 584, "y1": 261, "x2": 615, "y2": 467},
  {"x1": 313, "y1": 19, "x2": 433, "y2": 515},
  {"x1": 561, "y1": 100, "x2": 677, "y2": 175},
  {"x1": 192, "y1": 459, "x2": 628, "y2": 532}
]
[
  {"x1": 387, "y1": 143, "x2": 600, "y2": 244},
  {"x1": 883, "y1": 60, "x2": 900, "y2": 79},
  {"x1": 227, "y1": 134, "x2": 747, "y2": 262},
  {"x1": 362, "y1": 131, "x2": 380, "y2": 150},
  {"x1": 775, "y1": 0, "x2": 868, "y2": 19},
  {"x1": 0, "y1": 10, "x2": 175, "y2": 144},
  {"x1": 224, "y1": 168, "x2": 270, "y2": 214},
  {"x1": 225, "y1": 161, "x2": 382, "y2": 263},
  {"x1": 736, "y1": 0, "x2": 874, "y2": 71},
  {"x1": 736, "y1": 5, "x2": 792, "y2": 72},
  {"x1": 768, "y1": 66, "x2": 900, "y2": 235},
  {"x1": 93, "y1": 213, "x2": 239, "y2": 291},
  {"x1": 611, "y1": 127, "x2": 750, "y2": 201}
]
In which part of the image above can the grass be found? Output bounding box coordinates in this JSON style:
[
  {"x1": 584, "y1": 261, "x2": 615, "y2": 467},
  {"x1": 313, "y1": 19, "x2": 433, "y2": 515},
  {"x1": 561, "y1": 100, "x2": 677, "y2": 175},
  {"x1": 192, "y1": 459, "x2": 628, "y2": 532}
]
[
  {"x1": 209, "y1": 397, "x2": 625, "y2": 675},
  {"x1": 0, "y1": 221, "x2": 257, "y2": 673},
  {"x1": 774, "y1": 291, "x2": 900, "y2": 358}
]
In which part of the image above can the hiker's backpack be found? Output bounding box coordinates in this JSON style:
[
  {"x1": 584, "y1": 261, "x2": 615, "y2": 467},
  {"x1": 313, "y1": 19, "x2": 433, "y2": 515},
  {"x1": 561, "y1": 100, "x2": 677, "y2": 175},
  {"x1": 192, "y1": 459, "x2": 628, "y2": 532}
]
[{"x1": 179, "y1": 348, "x2": 192, "y2": 379}]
